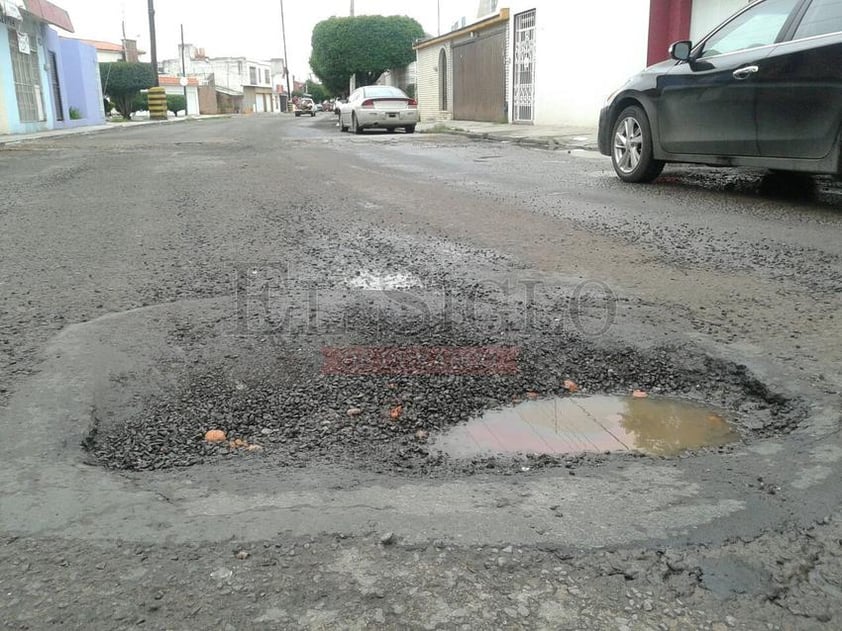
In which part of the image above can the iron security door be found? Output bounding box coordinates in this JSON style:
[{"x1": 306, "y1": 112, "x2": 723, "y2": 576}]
[
  {"x1": 452, "y1": 27, "x2": 506, "y2": 122},
  {"x1": 513, "y1": 9, "x2": 536, "y2": 123}
]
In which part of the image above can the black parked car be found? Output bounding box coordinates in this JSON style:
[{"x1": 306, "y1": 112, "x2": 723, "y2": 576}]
[{"x1": 598, "y1": 0, "x2": 842, "y2": 182}]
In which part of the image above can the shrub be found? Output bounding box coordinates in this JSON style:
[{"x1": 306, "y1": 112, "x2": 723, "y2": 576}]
[
  {"x1": 99, "y1": 62, "x2": 156, "y2": 119},
  {"x1": 167, "y1": 94, "x2": 187, "y2": 116}
]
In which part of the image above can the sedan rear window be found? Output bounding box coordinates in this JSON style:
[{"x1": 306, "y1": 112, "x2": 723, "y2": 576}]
[
  {"x1": 362, "y1": 87, "x2": 406, "y2": 98},
  {"x1": 794, "y1": 0, "x2": 842, "y2": 39}
]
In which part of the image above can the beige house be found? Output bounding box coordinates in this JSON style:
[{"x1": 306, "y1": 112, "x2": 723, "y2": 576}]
[{"x1": 414, "y1": 9, "x2": 509, "y2": 123}]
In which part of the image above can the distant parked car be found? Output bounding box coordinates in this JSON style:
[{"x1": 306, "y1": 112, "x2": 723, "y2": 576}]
[
  {"x1": 338, "y1": 86, "x2": 418, "y2": 134},
  {"x1": 598, "y1": 0, "x2": 842, "y2": 183},
  {"x1": 294, "y1": 97, "x2": 316, "y2": 118}
]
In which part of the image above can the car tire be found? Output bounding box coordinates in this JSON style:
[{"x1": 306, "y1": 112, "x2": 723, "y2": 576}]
[
  {"x1": 610, "y1": 106, "x2": 664, "y2": 183},
  {"x1": 352, "y1": 114, "x2": 364, "y2": 135},
  {"x1": 311, "y1": 112, "x2": 316, "y2": 117},
  {"x1": 405, "y1": 125, "x2": 416, "y2": 134},
  {"x1": 294, "y1": 112, "x2": 300, "y2": 117},
  {"x1": 340, "y1": 115, "x2": 349, "y2": 132}
]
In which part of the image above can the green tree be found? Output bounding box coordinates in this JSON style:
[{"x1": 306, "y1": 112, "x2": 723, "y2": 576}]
[
  {"x1": 310, "y1": 15, "x2": 424, "y2": 94},
  {"x1": 167, "y1": 94, "x2": 187, "y2": 116},
  {"x1": 304, "y1": 82, "x2": 329, "y2": 103},
  {"x1": 99, "y1": 62, "x2": 156, "y2": 119}
]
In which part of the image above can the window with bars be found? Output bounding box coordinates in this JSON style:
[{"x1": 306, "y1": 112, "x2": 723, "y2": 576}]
[
  {"x1": 249, "y1": 66, "x2": 257, "y2": 84},
  {"x1": 263, "y1": 68, "x2": 270, "y2": 84},
  {"x1": 8, "y1": 28, "x2": 46, "y2": 123}
]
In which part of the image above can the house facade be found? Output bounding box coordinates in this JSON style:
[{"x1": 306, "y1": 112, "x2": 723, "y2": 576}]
[
  {"x1": 416, "y1": 0, "x2": 754, "y2": 127},
  {"x1": 158, "y1": 75, "x2": 200, "y2": 116},
  {"x1": 161, "y1": 46, "x2": 279, "y2": 114},
  {"x1": 0, "y1": 0, "x2": 104, "y2": 135},
  {"x1": 415, "y1": 10, "x2": 509, "y2": 123},
  {"x1": 75, "y1": 38, "x2": 143, "y2": 64}
]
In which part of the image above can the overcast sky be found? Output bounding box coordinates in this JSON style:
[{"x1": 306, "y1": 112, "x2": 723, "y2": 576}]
[{"x1": 58, "y1": 0, "x2": 479, "y2": 80}]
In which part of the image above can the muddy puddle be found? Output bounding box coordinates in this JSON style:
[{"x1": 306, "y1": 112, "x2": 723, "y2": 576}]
[{"x1": 433, "y1": 395, "x2": 739, "y2": 458}]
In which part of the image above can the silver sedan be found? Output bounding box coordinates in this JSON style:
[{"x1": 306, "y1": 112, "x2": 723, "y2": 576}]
[{"x1": 338, "y1": 86, "x2": 418, "y2": 134}]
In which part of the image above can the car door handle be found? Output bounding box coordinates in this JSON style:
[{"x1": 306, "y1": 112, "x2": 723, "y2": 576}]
[{"x1": 732, "y1": 65, "x2": 759, "y2": 80}]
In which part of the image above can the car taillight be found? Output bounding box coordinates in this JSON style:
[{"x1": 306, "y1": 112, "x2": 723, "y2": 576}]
[
  {"x1": 361, "y1": 99, "x2": 375, "y2": 108},
  {"x1": 407, "y1": 99, "x2": 417, "y2": 107}
]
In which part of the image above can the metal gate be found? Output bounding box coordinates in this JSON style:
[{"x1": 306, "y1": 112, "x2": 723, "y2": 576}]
[
  {"x1": 512, "y1": 9, "x2": 536, "y2": 123},
  {"x1": 452, "y1": 27, "x2": 506, "y2": 122},
  {"x1": 49, "y1": 51, "x2": 64, "y2": 121}
]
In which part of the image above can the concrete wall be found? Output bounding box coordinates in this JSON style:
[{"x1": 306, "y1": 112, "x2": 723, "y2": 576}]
[
  {"x1": 55, "y1": 36, "x2": 106, "y2": 128},
  {"x1": 416, "y1": 42, "x2": 453, "y2": 122},
  {"x1": 197, "y1": 85, "x2": 219, "y2": 114},
  {"x1": 505, "y1": 1, "x2": 651, "y2": 127}
]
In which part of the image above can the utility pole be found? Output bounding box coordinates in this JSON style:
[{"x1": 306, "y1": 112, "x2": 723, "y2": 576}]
[
  {"x1": 180, "y1": 24, "x2": 188, "y2": 115},
  {"x1": 350, "y1": 0, "x2": 354, "y2": 17},
  {"x1": 147, "y1": 0, "x2": 158, "y2": 86},
  {"x1": 280, "y1": 0, "x2": 292, "y2": 107},
  {"x1": 438, "y1": 1, "x2": 441, "y2": 36}
]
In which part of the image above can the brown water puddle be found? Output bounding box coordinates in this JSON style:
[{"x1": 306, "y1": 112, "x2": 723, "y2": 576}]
[{"x1": 433, "y1": 396, "x2": 739, "y2": 458}]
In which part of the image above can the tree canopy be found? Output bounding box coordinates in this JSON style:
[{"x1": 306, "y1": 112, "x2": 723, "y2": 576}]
[
  {"x1": 99, "y1": 62, "x2": 156, "y2": 119},
  {"x1": 294, "y1": 83, "x2": 329, "y2": 103},
  {"x1": 310, "y1": 15, "x2": 424, "y2": 95}
]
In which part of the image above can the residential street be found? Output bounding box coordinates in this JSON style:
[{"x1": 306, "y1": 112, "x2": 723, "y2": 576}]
[{"x1": 1, "y1": 113, "x2": 841, "y2": 629}]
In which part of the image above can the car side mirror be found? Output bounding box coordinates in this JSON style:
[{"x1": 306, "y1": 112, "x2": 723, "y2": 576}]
[{"x1": 669, "y1": 40, "x2": 692, "y2": 62}]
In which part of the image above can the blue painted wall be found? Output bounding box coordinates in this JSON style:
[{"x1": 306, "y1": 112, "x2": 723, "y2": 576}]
[
  {"x1": 0, "y1": 17, "x2": 104, "y2": 135},
  {"x1": 57, "y1": 36, "x2": 105, "y2": 128},
  {"x1": 0, "y1": 16, "x2": 56, "y2": 134}
]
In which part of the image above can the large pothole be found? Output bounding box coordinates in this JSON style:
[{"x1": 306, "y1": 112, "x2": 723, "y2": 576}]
[{"x1": 85, "y1": 301, "x2": 805, "y2": 475}]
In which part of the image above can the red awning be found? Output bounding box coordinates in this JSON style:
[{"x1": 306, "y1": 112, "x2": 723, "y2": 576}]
[{"x1": 22, "y1": 0, "x2": 74, "y2": 33}]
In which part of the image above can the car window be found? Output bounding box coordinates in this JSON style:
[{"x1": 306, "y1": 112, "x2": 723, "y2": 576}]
[
  {"x1": 794, "y1": 0, "x2": 842, "y2": 38},
  {"x1": 700, "y1": 0, "x2": 799, "y2": 58},
  {"x1": 362, "y1": 87, "x2": 406, "y2": 99}
]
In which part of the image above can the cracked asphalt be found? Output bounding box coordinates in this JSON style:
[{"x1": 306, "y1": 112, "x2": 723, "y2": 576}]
[{"x1": 0, "y1": 113, "x2": 841, "y2": 629}]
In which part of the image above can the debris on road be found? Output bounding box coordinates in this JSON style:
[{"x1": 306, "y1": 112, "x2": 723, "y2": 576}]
[{"x1": 204, "y1": 430, "x2": 227, "y2": 443}]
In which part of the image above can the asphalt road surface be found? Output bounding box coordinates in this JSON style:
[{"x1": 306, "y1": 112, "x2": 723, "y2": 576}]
[{"x1": 1, "y1": 113, "x2": 841, "y2": 630}]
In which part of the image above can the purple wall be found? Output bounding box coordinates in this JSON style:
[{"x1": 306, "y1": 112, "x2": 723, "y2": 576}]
[{"x1": 54, "y1": 33, "x2": 105, "y2": 128}]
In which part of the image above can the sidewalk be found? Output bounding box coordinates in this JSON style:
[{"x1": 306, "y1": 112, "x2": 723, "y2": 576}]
[
  {"x1": 417, "y1": 119, "x2": 599, "y2": 151},
  {"x1": 0, "y1": 114, "x2": 231, "y2": 147}
]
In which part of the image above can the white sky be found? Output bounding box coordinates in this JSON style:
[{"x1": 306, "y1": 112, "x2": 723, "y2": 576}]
[{"x1": 57, "y1": 0, "x2": 479, "y2": 80}]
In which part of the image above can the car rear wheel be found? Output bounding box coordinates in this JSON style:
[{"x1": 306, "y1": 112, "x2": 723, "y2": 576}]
[
  {"x1": 611, "y1": 106, "x2": 664, "y2": 183},
  {"x1": 352, "y1": 114, "x2": 364, "y2": 135},
  {"x1": 404, "y1": 125, "x2": 416, "y2": 134}
]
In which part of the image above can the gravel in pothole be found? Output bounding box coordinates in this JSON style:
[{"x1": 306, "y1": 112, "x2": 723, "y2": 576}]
[{"x1": 86, "y1": 301, "x2": 805, "y2": 475}]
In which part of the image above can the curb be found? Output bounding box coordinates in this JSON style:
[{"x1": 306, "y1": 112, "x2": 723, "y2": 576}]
[
  {"x1": 419, "y1": 127, "x2": 599, "y2": 152},
  {"x1": 0, "y1": 115, "x2": 231, "y2": 147}
]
